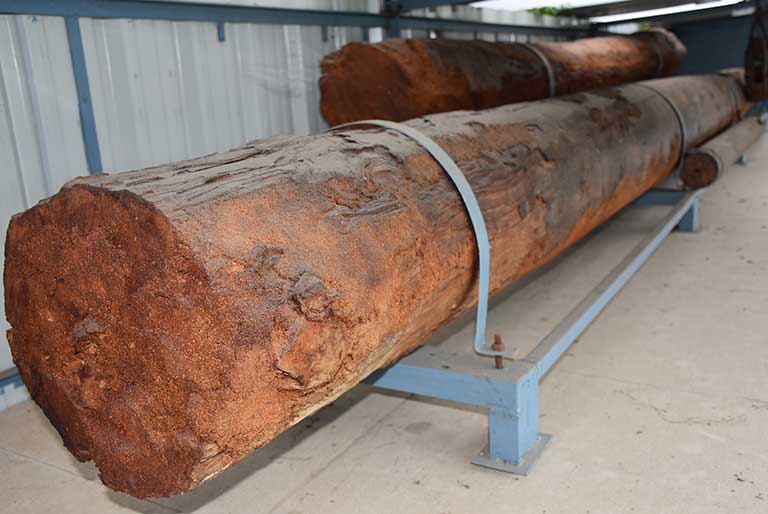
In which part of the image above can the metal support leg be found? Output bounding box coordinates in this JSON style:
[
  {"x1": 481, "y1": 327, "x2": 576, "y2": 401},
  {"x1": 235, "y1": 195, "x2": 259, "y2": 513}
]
[
  {"x1": 676, "y1": 196, "x2": 700, "y2": 232},
  {"x1": 365, "y1": 348, "x2": 550, "y2": 474},
  {"x1": 364, "y1": 188, "x2": 701, "y2": 477},
  {"x1": 472, "y1": 365, "x2": 552, "y2": 474}
]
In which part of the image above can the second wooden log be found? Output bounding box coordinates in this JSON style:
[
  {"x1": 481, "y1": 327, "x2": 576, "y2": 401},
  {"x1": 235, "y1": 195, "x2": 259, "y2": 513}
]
[{"x1": 319, "y1": 28, "x2": 686, "y2": 125}]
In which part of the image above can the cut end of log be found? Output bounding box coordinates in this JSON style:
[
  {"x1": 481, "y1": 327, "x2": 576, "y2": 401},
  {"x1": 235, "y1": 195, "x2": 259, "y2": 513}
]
[
  {"x1": 631, "y1": 28, "x2": 688, "y2": 76},
  {"x1": 681, "y1": 152, "x2": 720, "y2": 188},
  {"x1": 4, "y1": 185, "x2": 237, "y2": 497}
]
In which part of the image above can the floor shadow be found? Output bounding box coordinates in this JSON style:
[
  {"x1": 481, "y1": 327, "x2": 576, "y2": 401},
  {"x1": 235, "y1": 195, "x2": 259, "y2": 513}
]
[{"x1": 105, "y1": 385, "x2": 382, "y2": 513}]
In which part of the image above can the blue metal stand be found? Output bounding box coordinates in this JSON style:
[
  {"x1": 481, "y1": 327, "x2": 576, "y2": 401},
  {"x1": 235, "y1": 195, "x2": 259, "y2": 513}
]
[{"x1": 365, "y1": 189, "x2": 701, "y2": 474}]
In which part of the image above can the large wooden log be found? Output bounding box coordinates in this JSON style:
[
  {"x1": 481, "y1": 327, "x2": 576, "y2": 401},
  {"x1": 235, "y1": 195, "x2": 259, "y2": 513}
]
[
  {"x1": 4, "y1": 75, "x2": 742, "y2": 498},
  {"x1": 681, "y1": 116, "x2": 764, "y2": 188},
  {"x1": 319, "y1": 29, "x2": 686, "y2": 125}
]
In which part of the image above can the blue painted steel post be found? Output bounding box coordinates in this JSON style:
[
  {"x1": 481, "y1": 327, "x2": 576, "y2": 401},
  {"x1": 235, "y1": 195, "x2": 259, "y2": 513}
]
[
  {"x1": 677, "y1": 197, "x2": 700, "y2": 232},
  {"x1": 365, "y1": 347, "x2": 550, "y2": 474},
  {"x1": 384, "y1": 0, "x2": 402, "y2": 38},
  {"x1": 488, "y1": 364, "x2": 539, "y2": 463},
  {"x1": 387, "y1": 15, "x2": 402, "y2": 37},
  {"x1": 64, "y1": 16, "x2": 102, "y2": 174}
]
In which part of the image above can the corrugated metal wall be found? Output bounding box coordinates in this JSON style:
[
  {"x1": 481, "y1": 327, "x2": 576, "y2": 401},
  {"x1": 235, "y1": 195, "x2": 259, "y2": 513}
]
[
  {"x1": 79, "y1": 18, "x2": 363, "y2": 172},
  {"x1": 0, "y1": 14, "x2": 88, "y2": 372},
  {"x1": 0, "y1": 2, "x2": 582, "y2": 378}
]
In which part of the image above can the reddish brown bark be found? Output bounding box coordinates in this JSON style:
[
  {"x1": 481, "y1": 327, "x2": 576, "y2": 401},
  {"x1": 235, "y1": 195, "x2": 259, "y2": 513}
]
[
  {"x1": 4, "y1": 75, "x2": 741, "y2": 499},
  {"x1": 319, "y1": 28, "x2": 686, "y2": 125},
  {"x1": 681, "y1": 116, "x2": 764, "y2": 188}
]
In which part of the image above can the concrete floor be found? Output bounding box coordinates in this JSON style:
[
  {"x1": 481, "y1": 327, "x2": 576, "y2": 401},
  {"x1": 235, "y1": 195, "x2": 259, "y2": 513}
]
[{"x1": 2, "y1": 137, "x2": 768, "y2": 514}]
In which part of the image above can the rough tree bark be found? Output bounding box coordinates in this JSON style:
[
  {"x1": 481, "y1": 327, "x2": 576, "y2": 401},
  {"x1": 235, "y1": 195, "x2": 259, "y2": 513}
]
[
  {"x1": 319, "y1": 28, "x2": 686, "y2": 125},
  {"x1": 681, "y1": 116, "x2": 764, "y2": 188},
  {"x1": 4, "y1": 75, "x2": 741, "y2": 498}
]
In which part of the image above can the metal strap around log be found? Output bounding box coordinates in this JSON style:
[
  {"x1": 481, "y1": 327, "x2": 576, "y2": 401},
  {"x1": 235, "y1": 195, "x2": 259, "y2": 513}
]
[
  {"x1": 628, "y1": 35, "x2": 665, "y2": 78},
  {"x1": 727, "y1": 79, "x2": 745, "y2": 122},
  {"x1": 327, "y1": 120, "x2": 498, "y2": 357},
  {"x1": 636, "y1": 83, "x2": 687, "y2": 174},
  {"x1": 516, "y1": 43, "x2": 557, "y2": 98},
  {"x1": 649, "y1": 41, "x2": 665, "y2": 78}
]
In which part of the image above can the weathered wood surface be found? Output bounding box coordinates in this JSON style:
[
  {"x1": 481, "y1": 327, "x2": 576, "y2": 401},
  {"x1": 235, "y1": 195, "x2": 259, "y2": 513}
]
[
  {"x1": 681, "y1": 116, "x2": 764, "y2": 188},
  {"x1": 4, "y1": 75, "x2": 742, "y2": 499},
  {"x1": 319, "y1": 28, "x2": 686, "y2": 125}
]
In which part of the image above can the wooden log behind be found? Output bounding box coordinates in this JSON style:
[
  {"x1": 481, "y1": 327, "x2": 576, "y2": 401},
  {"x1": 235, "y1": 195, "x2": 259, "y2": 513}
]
[
  {"x1": 4, "y1": 75, "x2": 741, "y2": 498},
  {"x1": 319, "y1": 28, "x2": 686, "y2": 125},
  {"x1": 681, "y1": 116, "x2": 764, "y2": 188}
]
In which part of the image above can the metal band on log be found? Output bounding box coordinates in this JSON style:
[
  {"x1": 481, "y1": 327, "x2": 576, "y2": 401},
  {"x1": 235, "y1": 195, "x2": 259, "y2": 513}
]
[
  {"x1": 636, "y1": 82, "x2": 689, "y2": 174},
  {"x1": 319, "y1": 28, "x2": 686, "y2": 125},
  {"x1": 4, "y1": 75, "x2": 741, "y2": 498},
  {"x1": 681, "y1": 116, "x2": 764, "y2": 188},
  {"x1": 517, "y1": 42, "x2": 558, "y2": 98}
]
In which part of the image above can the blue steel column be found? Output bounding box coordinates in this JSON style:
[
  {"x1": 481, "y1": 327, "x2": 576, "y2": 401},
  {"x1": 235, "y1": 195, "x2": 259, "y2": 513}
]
[
  {"x1": 386, "y1": 14, "x2": 402, "y2": 37},
  {"x1": 488, "y1": 364, "x2": 539, "y2": 463},
  {"x1": 64, "y1": 16, "x2": 102, "y2": 174},
  {"x1": 384, "y1": 0, "x2": 402, "y2": 38},
  {"x1": 677, "y1": 197, "x2": 700, "y2": 232}
]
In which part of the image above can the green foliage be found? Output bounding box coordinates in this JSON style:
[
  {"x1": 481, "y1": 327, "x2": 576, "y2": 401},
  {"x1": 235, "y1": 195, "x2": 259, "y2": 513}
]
[{"x1": 528, "y1": 4, "x2": 571, "y2": 16}]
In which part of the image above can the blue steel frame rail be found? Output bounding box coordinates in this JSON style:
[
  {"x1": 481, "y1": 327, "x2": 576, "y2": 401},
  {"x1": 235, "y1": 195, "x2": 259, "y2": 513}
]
[{"x1": 365, "y1": 188, "x2": 701, "y2": 474}]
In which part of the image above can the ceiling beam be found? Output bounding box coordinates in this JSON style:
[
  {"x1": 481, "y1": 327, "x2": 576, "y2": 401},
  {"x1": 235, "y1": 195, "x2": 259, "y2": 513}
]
[
  {"x1": 396, "y1": 1, "x2": 473, "y2": 11},
  {"x1": 592, "y1": 0, "x2": 753, "y2": 25},
  {"x1": 561, "y1": 0, "x2": 725, "y2": 18},
  {"x1": 399, "y1": 15, "x2": 592, "y2": 34},
  {"x1": 0, "y1": 0, "x2": 592, "y2": 36}
]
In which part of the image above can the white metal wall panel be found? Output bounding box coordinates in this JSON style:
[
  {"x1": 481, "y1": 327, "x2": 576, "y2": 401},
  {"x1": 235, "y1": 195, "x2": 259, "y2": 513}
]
[
  {"x1": 0, "y1": 15, "x2": 87, "y2": 372},
  {"x1": 80, "y1": 17, "x2": 364, "y2": 172}
]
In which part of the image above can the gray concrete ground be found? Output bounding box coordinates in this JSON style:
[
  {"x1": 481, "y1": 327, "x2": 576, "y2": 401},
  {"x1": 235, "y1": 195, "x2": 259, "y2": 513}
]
[{"x1": 2, "y1": 136, "x2": 768, "y2": 514}]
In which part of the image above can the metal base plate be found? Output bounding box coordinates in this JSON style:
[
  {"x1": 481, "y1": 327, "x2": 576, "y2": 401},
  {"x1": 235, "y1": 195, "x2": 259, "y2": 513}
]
[{"x1": 471, "y1": 433, "x2": 553, "y2": 475}]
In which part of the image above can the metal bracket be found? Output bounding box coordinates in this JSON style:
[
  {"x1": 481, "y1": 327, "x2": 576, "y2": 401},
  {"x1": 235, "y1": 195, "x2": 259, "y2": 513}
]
[
  {"x1": 636, "y1": 83, "x2": 688, "y2": 175},
  {"x1": 328, "y1": 120, "x2": 498, "y2": 357},
  {"x1": 738, "y1": 152, "x2": 749, "y2": 165},
  {"x1": 517, "y1": 43, "x2": 557, "y2": 98},
  {"x1": 366, "y1": 189, "x2": 702, "y2": 473},
  {"x1": 473, "y1": 434, "x2": 553, "y2": 474}
]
